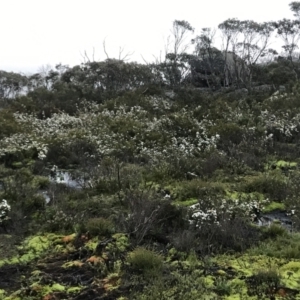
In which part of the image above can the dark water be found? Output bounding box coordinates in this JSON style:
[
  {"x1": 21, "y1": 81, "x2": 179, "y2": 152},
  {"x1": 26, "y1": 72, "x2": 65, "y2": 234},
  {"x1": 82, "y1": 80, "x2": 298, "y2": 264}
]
[
  {"x1": 49, "y1": 171, "x2": 83, "y2": 189},
  {"x1": 257, "y1": 209, "x2": 294, "y2": 231}
]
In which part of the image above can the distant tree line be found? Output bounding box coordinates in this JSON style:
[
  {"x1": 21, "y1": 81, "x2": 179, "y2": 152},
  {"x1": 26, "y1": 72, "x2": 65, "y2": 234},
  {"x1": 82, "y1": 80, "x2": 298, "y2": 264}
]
[{"x1": 1, "y1": 1, "x2": 300, "y2": 112}]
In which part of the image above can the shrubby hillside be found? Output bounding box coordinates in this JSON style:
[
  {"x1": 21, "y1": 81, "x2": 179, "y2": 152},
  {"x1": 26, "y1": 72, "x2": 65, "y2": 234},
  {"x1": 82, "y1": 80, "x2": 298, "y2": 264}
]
[{"x1": 2, "y1": 2, "x2": 300, "y2": 299}]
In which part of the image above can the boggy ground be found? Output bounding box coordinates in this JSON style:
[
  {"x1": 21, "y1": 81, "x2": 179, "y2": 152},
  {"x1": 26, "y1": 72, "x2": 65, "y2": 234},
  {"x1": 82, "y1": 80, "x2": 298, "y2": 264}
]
[
  {"x1": 0, "y1": 233, "x2": 131, "y2": 300},
  {"x1": 1, "y1": 228, "x2": 300, "y2": 300},
  {"x1": 1, "y1": 157, "x2": 300, "y2": 299}
]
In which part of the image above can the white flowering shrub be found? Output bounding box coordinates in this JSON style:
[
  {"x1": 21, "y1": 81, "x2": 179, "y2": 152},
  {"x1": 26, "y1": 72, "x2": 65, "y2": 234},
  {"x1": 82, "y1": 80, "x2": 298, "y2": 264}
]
[
  {"x1": 183, "y1": 196, "x2": 266, "y2": 254},
  {"x1": 189, "y1": 197, "x2": 269, "y2": 228},
  {"x1": 260, "y1": 109, "x2": 300, "y2": 141},
  {"x1": 0, "y1": 199, "x2": 11, "y2": 223},
  {"x1": 0, "y1": 97, "x2": 219, "y2": 171}
]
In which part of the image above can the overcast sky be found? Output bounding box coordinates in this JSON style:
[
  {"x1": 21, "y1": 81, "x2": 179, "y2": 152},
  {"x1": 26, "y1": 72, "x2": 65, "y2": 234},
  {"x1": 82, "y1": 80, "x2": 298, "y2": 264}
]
[{"x1": 0, "y1": 0, "x2": 295, "y2": 74}]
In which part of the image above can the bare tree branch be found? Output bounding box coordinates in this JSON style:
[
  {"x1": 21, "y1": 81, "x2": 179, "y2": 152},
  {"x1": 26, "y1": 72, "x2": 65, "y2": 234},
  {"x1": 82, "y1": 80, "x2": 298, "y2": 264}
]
[
  {"x1": 103, "y1": 38, "x2": 110, "y2": 59},
  {"x1": 118, "y1": 45, "x2": 134, "y2": 61}
]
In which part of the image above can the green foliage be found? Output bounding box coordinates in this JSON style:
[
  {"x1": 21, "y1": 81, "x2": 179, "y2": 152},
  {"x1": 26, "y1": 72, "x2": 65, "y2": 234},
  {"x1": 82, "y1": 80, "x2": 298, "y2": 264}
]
[
  {"x1": 0, "y1": 167, "x2": 50, "y2": 233},
  {"x1": 0, "y1": 234, "x2": 58, "y2": 267},
  {"x1": 262, "y1": 223, "x2": 288, "y2": 239},
  {"x1": 281, "y1": 261, "x2": 300, "y2": 272},
  {"x1": 112, "y1": 233, "x2": 129, "y2": 252},
  {"x1": 23, "y1": 194, "x2": 45, "y2": 213},
  {"x1": 170, "y1": 230, "x2": 198, "y2": 252},
  {"x1": 60, "y1": 60, "x2": 156, "y2": 103},
  {"x1": 247, "y1": 268, "x2": 281, "y2": 297},
  {"x1": 214, "y1": 277, "x2": 232, "y2": 296},
  {"x1": 249, "y1": 233, "x2": 300, "y2": 259},
  {"x1": 262, "y1": 201, "x2": 285, "y2": 212},
  {"x1": 275, "y1": 160, "x2": 297, "y2": 168},
  {"x1": 242, "y1": 171, "x2": 288, "y2": 201},
  {"x1": 40, "y1": 208, "x2": 75, "y2": 233},
  {"x1": 85, "y1": 217, "x2": 115, "y2": 237},
  {"x1": 211, "y1": 122, "x2": 244, "y2": 146},
  {"x1": 175, "y1": 179, "x2": 226, "y2": 201},
  {"x1": 0, "y1": 71, "x2": 28, "y2": 100},
  {"x1": 65, "y1": 194, "x2": 120, "y2": 221},
  {"x1": 121, "y1": 188, "x2": 183, "y2": 244},
  {"x1": 126, "y1": 247, "x2": 163, "y2": 276},
  {"x1": 174, "y1": 198, "x2": 198, "y2": 206},
  {"x1": 130, "y1": 269, "x2": 214, "y2": 299},
  {"x1": 31, "y1": 176, "x2": 50, "y2": 189},
  {"x1": 267, "y1": 62, "x2": 297, "y2": 86},
  {"x1": 0, "y1": 110, "x2": 22, "y2": 139},
  {"x1": 46, "y1": 142, "x2": 82, "y2": 168},
  {"x1": 95, "y1": 178, "x2": 120, "y2": 194}
]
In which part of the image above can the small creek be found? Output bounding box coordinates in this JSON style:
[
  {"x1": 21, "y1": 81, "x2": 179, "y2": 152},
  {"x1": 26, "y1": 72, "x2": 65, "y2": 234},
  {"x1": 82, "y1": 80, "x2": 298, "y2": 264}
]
[
  {"x1": 49, "y1": 170, "x2": 83, "y2": 189},
  {"x1": 39, "y1": 169, "x2": 85, "y2": 204},
  {"x1": 257, "y1": 209, "x2": 294, "y2": 231}
]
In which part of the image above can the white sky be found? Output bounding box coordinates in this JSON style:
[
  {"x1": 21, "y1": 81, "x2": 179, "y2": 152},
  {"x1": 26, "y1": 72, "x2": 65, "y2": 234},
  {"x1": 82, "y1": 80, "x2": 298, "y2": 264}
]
[{"x1": 0, "y1": 0, "x2": 295, "y2": 74}]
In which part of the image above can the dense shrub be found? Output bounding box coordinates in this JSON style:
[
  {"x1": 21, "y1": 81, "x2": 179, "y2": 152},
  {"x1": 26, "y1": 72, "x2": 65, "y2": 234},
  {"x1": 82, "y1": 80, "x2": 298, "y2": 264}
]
[
  {"x1": 40, "y1": 207, "x2": 75, "y2": 233},
  {"x1": 85, "y1": 217, "x2": 115, "y2": 237},
  {"x1": 214, "y1": 278, "x2": 232, "y2": 296},
  {"x1": 130, "y1": 268, "x2": 213, "y2": 299},
  {"x1": 262, "y1": 223, "x2": 288, "y2": 239},
  {"x1": 176, "y1": 179, "x2": 225, "y2": 201},
  {"x1": 194, "y1": 218, "x2": 261, "y2": 256},
  {"x1": 170, "y1": 229, "x2": 199, "y2": 252},
  {"x1": 267, "y1": 62, "x2": 297, "y2": 86},
  {"x1": 126, "y1": 247, "x2": 163, "y2": 276},
  {"x1": 247, "y1": 268, "x2": 281, "y2": 298},
  {"x1": 211, "y1": 122, "x2": 244, "y2": 147},
  {"x1": 242, "y1": 172, "x2": 288, "y2": 201},
  {"x1": 249, "y1": 233, "x2": 300, "y2": 259},
  {"x1": 46, "y1": 143, "x2": 80, "y2": 168},
  {"x1": 0, "y1": 109, "x2": 23, "y2": 139}
]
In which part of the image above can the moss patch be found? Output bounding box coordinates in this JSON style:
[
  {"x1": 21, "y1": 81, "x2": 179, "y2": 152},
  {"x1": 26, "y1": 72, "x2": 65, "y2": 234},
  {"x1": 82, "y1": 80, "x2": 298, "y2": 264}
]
[
  {"x1": 276, "y1": 160, "x2": 297, "y2": 168},
  {"x1": 0, "y1": 234, "x2": 66, "y2": 267},
  {"x1": 173, "y1": 198, "x2": 198, "y2": 206},
  {"x1": 214, "y1": 253, "x2": 300, "y2": 292},
  {"x1": 226, "y1": 190, "x2": 264, "y2": 201},
  {"x1": 263, "y1": 201, "x2": 285, "y2": 212}
]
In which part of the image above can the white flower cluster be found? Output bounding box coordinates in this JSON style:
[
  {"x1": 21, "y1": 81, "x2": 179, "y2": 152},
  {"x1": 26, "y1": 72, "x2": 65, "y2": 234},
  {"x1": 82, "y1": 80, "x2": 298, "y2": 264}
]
[
  {"x1": 189, "y1": 203, "x2": 219, "y2": 225},
  {"x1": 0, "y1": 199, "x2": 11, "y2": 223},
  {"x1": 260, "y1": 110, "x2": 300, "y2": 139},
  {"x1": 0, "y1": 97, "x2": 219, "y2": 164},
  {"x1": 189, "y1": 198, "x2": 269, "y2": 228},
  {"x1": 206, "y1": 96, "x2": 300, "y2": 145},
  {"x1": 144, "y1": 95, "x2": 173, "y2": 110},
  {"x1": 267, "y1": 91, "x2": 288, "y2": 102},
  {"x1": 0, "y1": 111, "x2": 83, "y2": 158}
]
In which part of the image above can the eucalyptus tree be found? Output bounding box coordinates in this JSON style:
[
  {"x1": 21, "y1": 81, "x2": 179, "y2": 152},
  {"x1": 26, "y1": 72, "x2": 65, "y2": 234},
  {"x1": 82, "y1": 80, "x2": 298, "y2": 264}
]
[
  {"x1": 60, "y1": 59, "x2": 155, "y2": 102},
  {"x1": 218, "y1": 18, "x2": 243, "y2": 86},
  {"x1": 272, "y1": 17, "x2": 300, "y2": 82},
  {"x1": 290, "y1": 1, "x2": 300, "y2": 19},
  {"x1": 190, "y1": 28, "x2": 225, "y2": 88},
  {"x1": 162, "y1": 20, "x2": 194, "y2": 87},
  {"x1": 237, "y1": 20, "x2": 275, "y2": 86},
  {"x1": 273, "y1": 19, "x2": 300, "y2": 61},
  {"x1": 0, "y1": 71, "x2": 28, "y2": 99},
  {"x1": 218, "y1": 19, "x2": 275, "y2": 87}
]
